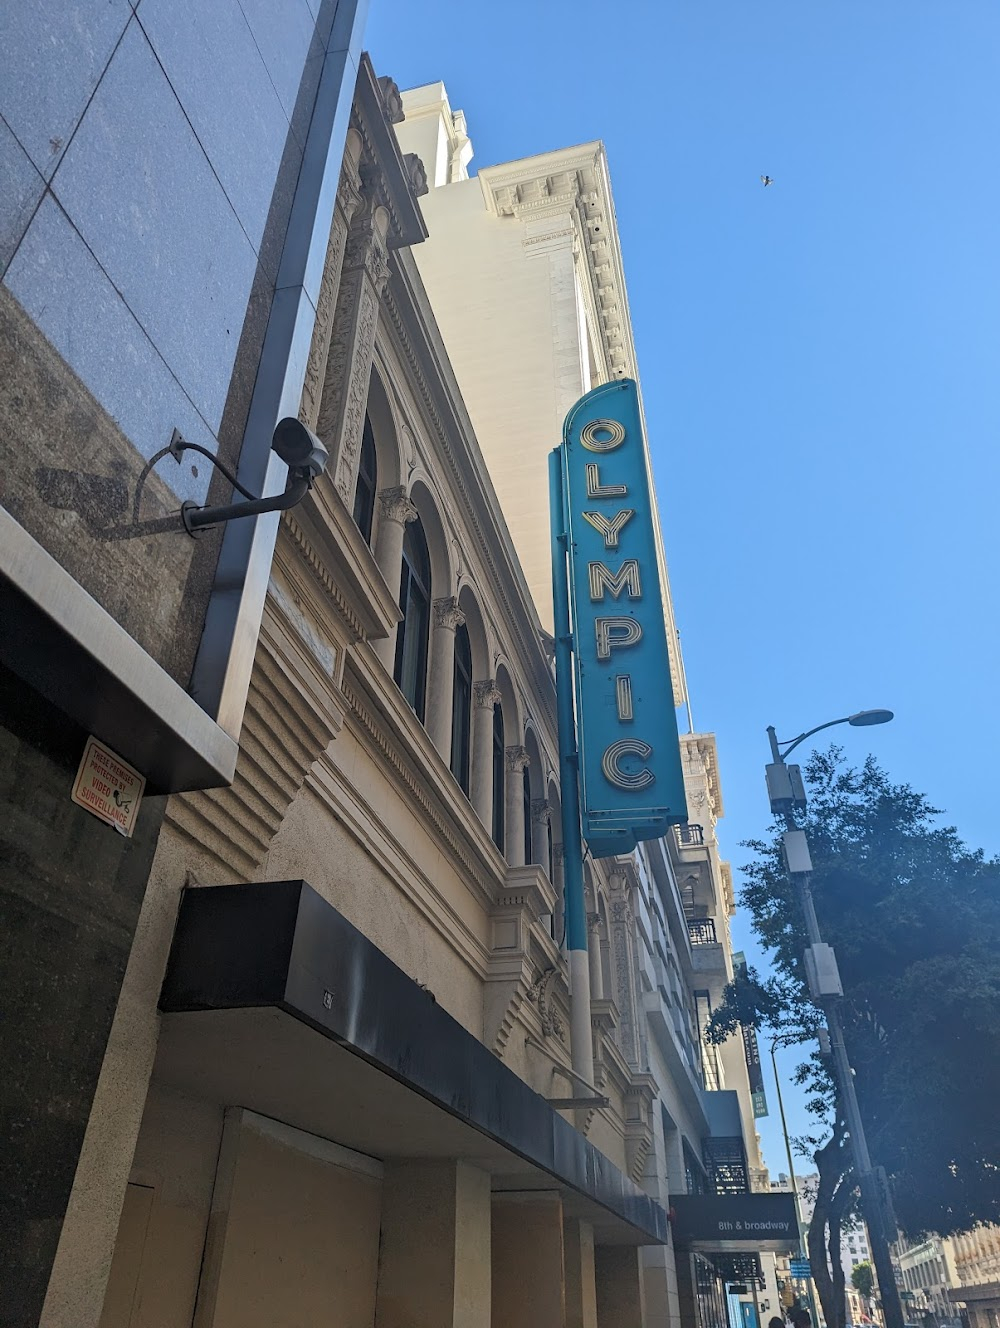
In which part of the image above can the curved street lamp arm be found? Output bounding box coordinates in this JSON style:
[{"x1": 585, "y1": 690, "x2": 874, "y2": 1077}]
[{"x1": 771, "y1": 715, "x2": 851, "y2": 764}]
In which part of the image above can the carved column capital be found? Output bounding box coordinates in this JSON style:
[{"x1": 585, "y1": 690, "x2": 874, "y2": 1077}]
[
  {"x1": 377, "y1": 485, "x2": 418, "y2": 527},
  {"x1": 587, "y1": 911, "x2": 602, "y2": 932},
  {"x1": 433, "y1": 596, "x2": 466, "y2": 631},
  {"x1": 505, "y1": 745, "x2": 530, "y2": 774},
  {"x1": 530, "y1": 798, "x2": 551, "y2": 826},
  {"x1": 474, "y1": 679, "x2": 502, "y2": 710}
]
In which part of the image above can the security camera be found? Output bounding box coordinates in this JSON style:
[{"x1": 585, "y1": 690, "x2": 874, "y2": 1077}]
[{"x1": 271, "y1": 417, "x2": 329, "y2": 480}]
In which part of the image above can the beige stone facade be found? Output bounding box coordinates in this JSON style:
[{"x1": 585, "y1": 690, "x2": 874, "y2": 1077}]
[{"x1": 33, "y1": 57, "x2": 781, "y2": 1328}]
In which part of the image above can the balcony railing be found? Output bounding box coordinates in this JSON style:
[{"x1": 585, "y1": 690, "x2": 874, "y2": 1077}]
[
  {"x1": 687, "y1": 917, "x2": 718, "y2": 946},
  {"x1": 676, "y1": 823, "x2": 705, "y2": 847}
]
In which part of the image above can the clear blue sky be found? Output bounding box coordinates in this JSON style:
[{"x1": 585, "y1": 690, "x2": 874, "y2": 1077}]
[{"x1": 365, "y1": 0, "x2": 1000, "y2": 1178}]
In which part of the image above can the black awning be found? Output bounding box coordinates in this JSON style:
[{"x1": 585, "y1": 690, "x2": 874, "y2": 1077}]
[{"x1": 159, "y1": 879, "x2": 668, "y2": 1246}]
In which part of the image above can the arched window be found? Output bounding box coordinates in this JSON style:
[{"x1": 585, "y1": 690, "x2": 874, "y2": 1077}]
[
  {"x1": 522, "y1": 764, "x2": 532, "y2": 864},
  {"x1": 394, "y1": 518, "x2": 430, "y2": 721},
  {"x1": 352, "y1": 414, "x2": 378, "y2": 546},
  {"x1": 450, "y1": 623, "x2": 472, "y2": 794},
  {"x1": 492, "y1": 705, "x2": 505, "y2": 852}
]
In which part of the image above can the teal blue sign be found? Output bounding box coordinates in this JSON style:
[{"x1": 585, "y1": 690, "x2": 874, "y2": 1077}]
[{"x1": 561, "y1": 379, "x2": 687, "y2": 857}]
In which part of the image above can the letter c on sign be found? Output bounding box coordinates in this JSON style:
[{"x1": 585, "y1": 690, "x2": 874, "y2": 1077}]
[
  {"x1": 580, "y1": 419, "x2": 626, "y2": 452},
  {"x1": 601, "y1": 739, "x2": 655, "y2": 790}
]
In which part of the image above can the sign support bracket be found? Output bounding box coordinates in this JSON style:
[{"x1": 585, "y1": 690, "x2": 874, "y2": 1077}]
[{"x1": 549, "y1": 446, "x2": 595, "y2": 1092}]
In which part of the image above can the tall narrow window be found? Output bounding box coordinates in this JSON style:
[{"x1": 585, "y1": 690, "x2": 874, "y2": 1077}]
[
  {"x1": 522, "y1": 765, "x2": 532, "y2": 864},
  {"x1": 352, "y1": 415, "x2": 378, "y2": 546},
  {"x1": 394, "y1": 519, "x2": 430, "y2": 722},
  {"x1": 450, "y1": 623, "x2": 472, "y2": 794},
  {"x1": 492, "y1": 705, "x2": 505, "y2": 851}
]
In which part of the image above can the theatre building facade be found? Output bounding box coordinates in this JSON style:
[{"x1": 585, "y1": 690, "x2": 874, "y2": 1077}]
[{"x1": 7, "y1": 38, "x2": 794, "y2": 1328}]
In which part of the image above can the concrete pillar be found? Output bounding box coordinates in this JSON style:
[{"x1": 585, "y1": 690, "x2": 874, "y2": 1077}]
[
  {"x1": 565, "y1": 1218, "x2": 598, "y2": 1328},
  {"x1": 425, "y1": 597, "x2": 465, "y2": 759},
  {"x1": 492, "y1": 1192, "x2": 565, "y2": 1328},
  {"x1": 471, "y1": 680, "x2": 501, "y2": 830},
  {"x1": 504, "y1": 746, "x2": 530, "y2": 866},
  {"x1": 588, "y1": 913, "x2": 605, "y2": 1000},
  {"x1": 641, "y1": 1245, "x2": 679, "y2": 1328},
  {"x1": 375, "y1": 1160, "x2": 491, "y2": 1328},
  {"x1": 372, "y1": 487, "x2": 417, "y2": 669},
  {"x1": 595, "y1": 1245, "x2": 646, "y2": 1328}
]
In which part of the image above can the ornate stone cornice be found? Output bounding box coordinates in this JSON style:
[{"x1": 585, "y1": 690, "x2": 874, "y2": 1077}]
[
  {"x1": 474, "y1": 678, "x2": 502, "y2": 710},
  {"x1": 505, "y1": 744, "x2": 530, "y2": 773},
  {"x1": 433, "y1": 595, "x2": 465, "y2": 631},
  {"x1": 479, "y1": 145, "x2": 635, "y2": 381},
  {"x1": 351, "y1": 55, "x2": 427, "y2": 251}
]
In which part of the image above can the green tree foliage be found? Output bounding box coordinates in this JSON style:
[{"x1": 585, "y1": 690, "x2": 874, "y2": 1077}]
[
  {"x1": 708, "y1": 749, "x2": 1000, "y2": 1323},
  {"x1": 851, "y1": 1261, "x2": 875, "y2": 1301}
]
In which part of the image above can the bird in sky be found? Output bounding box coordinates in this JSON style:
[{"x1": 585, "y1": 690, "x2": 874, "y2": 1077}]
[{"x1": 761, "y1": 175, "x2": 774, "y2": 187}]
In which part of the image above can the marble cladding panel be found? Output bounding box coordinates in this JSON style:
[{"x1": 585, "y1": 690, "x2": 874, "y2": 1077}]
[
  {"x1": 51, "y1": 20, "x2": 259, "y2": 432},
  {"x1": 137, "y1": 0, "x2": 294, "y2": 263},
  {"x1": 0, "y1": 116, "x2": 45, "y2": 276},
  {"x1": 0, "y1": 0, "x2": 132, "y2": 181},
  {"x1": 6, "y1": 197, "x2": 217, "y2": 507}
]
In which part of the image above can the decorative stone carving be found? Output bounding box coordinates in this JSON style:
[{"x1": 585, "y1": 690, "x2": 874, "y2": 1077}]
[
  {"x1": 377, "y1": 485, "x2": 418, "y2": 527},
  {"x1": 474, "y1": 679, "x2": 502, "y2": 710},
  {"x1": 298, "y1": 151, "x2": 363, "y2": 432},
  {"x1": 530, "y1": 798, "x2": 551, "y2": 825},
  {"x1": 587, "y1": 911, "x2": 602, "y2": 932},
  {"x1": 505, "y1": 745, "x2": 530, "y2": 773},
  {"x1": 433, "y1": 596, "x2": 465, "y2": 631},
  {"x1": 376, "y1": 75, "x2": 404, "y2": 124},
  {"x1": 317, "y1": 189, "x2": 392, "y2": 509},
  {"x1": 403, "y1": 152, "x2": 429, "y2": 198},
  {"x1": 527, "y1": 966, "x2": 565, "y2": 1040}
]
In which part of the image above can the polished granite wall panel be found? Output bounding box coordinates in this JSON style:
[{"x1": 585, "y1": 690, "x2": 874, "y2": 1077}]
[
  {"x1": 50, "y1": 20, "x2": 259, "y2": 434},
  {"x1": 136, "y1": 0, "x2": 293, "y2": 268},
  {"x1": 0, "y1": 117, "x2": 45, "y2": 276},
  {"x1": 237, "y1": 0, "x2": 322, "y2": 128},
  {"x1": 1, "y1": 2, "x2": 333, "y2": 689},
  {"x1": 0, "y1": 0, "x2": 132, "y2": 182}
]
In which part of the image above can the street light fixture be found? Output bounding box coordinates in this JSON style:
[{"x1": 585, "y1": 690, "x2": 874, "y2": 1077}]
[{"x1": 764, "y1": 710, "x2": 903, "y2": 1328}]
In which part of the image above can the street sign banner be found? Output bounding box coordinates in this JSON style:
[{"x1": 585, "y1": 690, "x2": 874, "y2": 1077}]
[
  {"x1": 561, "y1": 379, "x2": 687, "y2": 857},
  {"x1": 790, "y1": 1260, "x2": 812, "y2": 1279}
]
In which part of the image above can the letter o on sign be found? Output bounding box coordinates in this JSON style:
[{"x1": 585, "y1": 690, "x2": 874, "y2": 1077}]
[
  {"x1": 601, "y1": 738, "x2": 655, "y2": 790},
  {"x1": 580, "y1": 419, "x2": 626, "y2": 452}
]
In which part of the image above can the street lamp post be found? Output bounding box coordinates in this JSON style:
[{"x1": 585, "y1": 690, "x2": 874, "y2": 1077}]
[
  {"x1": 770, "y1": 1033, "x2": 820, "y2": 1328},
  {"x1": 765, "y1": 710, "x2": 904, "y2": 1328}
]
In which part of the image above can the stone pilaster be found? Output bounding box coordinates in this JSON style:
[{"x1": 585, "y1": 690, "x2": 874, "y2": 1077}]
[
  {"x1": 299, "y1": 130, "x2": 364, "y2": 432},
  {"x1": 317, "y1": 187, "x2": 391, "y2": 509}
]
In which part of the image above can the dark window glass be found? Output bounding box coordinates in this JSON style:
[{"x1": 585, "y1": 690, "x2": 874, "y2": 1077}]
[
  {"x1": 492, "y1": 705, "x2": 505, "y2": 851},
  {"x1": 394, "y1": 519, "x2": 430, "y2": 721},
  {"x1": 450, "y1": 623, "x2": 472, "y2": 794},
  {"x1": 522, "y1": 765, "x2": 532, "y2": 864},
  {"x1": 353, "y1": 415, "x2": 378, "y2": 546}
]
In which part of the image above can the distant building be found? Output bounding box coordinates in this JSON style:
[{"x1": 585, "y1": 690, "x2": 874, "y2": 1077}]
[{"x1": 941, "y1": 1224, "x2": 1000, "y2": 1328}]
